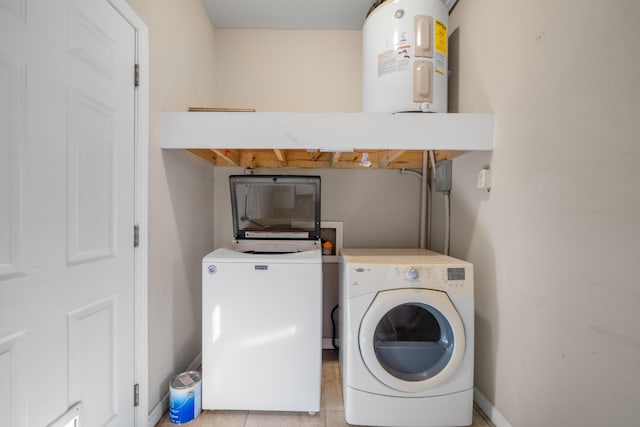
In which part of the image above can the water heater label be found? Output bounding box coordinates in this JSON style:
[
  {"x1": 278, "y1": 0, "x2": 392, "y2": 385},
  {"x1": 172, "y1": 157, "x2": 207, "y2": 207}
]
[
  {"x1": 378, "y1": 50, "x2": 397, "y2": 77},
  {"x1": 378, "y1": 44, "x2": 412, "y2": 78},
  {"x1": 434, "y1": 20, "x2": 447, "y2": 76},
  {"x1": 435, "y1": 19, "x2": 447, "y2": 55}
]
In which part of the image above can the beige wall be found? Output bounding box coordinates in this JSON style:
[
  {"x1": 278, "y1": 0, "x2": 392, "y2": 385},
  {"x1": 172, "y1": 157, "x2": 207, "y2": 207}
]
[
  {"x1": 446, "y1": 1, "x2": 640, "y2": 425},
  {"x1": 125, "y1": 0, "x2": 217, "y2": 416},
  {"x1": 215, "y1": 29, "x2": 362, "y2": 112}
]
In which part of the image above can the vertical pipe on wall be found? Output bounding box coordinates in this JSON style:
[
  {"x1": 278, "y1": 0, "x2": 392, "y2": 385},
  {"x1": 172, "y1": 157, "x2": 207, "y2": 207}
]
[
  {"x1": 420, "y1": 151, "x2": 428, "y2": 249},
  {"x1": 443, "y1": 191, "x2": 450, "y2": 255},
  {"x1": 428, "y1": 150, "x2": 437, "y2": 249},
  {"x1": 399, "y1": 167, "x2": 426, "y2": 248}
]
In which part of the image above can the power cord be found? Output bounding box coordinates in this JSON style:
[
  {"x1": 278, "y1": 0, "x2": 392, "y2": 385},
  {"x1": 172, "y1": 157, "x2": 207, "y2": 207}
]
[{"x1": 331, "y1": 304, "x2": 339, "y2": 350}]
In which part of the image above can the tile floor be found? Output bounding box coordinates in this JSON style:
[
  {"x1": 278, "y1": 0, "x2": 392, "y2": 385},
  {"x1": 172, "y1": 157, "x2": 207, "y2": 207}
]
[{"x1": 156, "y1": 351, "x2": 494, "y2": 427}]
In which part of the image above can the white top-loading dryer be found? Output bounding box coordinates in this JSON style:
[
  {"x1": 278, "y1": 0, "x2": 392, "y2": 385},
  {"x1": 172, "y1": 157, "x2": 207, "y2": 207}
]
[{"x1": 202, "y1": 175, "x2": 323, "y2": 413}]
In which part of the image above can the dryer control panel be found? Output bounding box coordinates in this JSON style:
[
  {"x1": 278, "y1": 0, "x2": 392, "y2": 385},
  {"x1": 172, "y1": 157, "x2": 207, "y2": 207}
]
[
  {"x1": 390, "y1": 266, "x2": 433, "y2": 285},
  {"x1": 344, "y1": 263, "x2": 472, "y2": 298},
  {"x1": 341, "y1": 249, "x2": 473, "y2": 298},
  {"x1": 391, "y1": 265, "x2": 469, "y2": 290}
]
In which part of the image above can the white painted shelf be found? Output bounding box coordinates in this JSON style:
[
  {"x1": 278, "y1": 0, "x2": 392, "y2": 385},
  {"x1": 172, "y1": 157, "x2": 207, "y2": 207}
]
[{"x1": 160, "y1": 112, "x2": 493, "y2": 151}]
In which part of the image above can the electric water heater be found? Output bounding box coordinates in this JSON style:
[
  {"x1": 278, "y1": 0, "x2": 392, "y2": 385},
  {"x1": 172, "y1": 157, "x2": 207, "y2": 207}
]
[{"x1": 362, "y1": 0, "x2": 448, "y2": 113}]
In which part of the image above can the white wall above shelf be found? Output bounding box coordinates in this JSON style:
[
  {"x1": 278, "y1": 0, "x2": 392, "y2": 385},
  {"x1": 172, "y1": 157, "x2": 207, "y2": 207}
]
[{"x1": 160, "y1": 112, "x2": 494, "y2": 151}]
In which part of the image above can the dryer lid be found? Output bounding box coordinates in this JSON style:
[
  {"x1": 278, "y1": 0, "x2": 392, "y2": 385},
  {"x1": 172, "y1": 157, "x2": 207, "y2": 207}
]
[{"x1": 229, "y1": 175, "x2": 321, "y2": 240}]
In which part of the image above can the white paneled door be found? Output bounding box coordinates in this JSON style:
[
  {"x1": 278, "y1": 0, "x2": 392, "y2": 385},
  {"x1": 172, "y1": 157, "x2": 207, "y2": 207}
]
[{"x1": 0, "y1": 0, "x2": 138, "y2": 425}]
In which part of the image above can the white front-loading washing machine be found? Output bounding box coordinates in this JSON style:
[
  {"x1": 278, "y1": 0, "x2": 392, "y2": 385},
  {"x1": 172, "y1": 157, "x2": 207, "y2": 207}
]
[
  {"x1": 202, "y1": 175, "x2": 323, "y2": 413},
  {"x1": 340, "y1": 249, "x2": 474, "y2": 427}
]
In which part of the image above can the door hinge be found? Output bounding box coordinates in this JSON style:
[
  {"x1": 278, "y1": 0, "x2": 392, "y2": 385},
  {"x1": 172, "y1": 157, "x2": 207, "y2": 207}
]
[
  {"x1": 134, "y1": 224, "x2": 139, "y2": 248},
  {"x1": 134, "y1": 64, "x2": 140, "y2": 87},
  {"x1": 134, "y1": 383, "x2": 140, "y2": 407}
]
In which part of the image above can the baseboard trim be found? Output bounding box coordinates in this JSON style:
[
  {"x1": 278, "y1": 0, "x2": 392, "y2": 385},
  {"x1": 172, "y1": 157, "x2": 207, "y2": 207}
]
[
  {"x1": 147, "y1": 396, "x2": 166, "y2": 427},
  {"x1": 473, "y1": 387, "x2": 513, "y2": 427},
  {"x1": 147, "y1": 352, "x2": 203, "y2": 427},
  {"x1": 187, "y1": 352, "x2": 203, "y2": 371}
]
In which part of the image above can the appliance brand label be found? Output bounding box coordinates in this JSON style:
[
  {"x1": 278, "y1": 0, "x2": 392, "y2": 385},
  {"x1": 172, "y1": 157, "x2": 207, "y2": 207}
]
[
  {"x1": 254, "y1": 265, "x2": 268, "y2": 271},
  {"x1": 207, "y1": 265, "x2": 216, "y2": 275}
]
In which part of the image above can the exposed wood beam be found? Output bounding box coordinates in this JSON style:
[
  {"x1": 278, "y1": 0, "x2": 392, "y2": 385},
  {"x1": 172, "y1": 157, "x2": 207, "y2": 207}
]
[
  {"x1": 379, "y1": 150, "x2": 407, "y2": 168},
  {"x1": 273, "y1": 149, "x2": 287, "y2": 163},
  {"x1": 247, "y1": 150, "x2": 285, "y2": 168},
  {"x1": 186, "y1": 149, "x2": 217, "y2": 165},
  {"x1": 331, "y1": 152, "x2": 342, "y2": 167},
  {"x1": 240, "y1": 150, "x2": 256, "y2": 168},
  {"x1": 185, "y1": 148, "x2": 466, "y2": 170},
  {"x1": 212, "y1": 149, "x2": 240, "y2": 166}
]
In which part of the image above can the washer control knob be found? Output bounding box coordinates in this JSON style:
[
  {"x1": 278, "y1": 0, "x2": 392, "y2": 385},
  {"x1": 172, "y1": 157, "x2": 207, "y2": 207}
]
[{"x1": 407, "y1": 268, "x2": 419, "y2": 281}]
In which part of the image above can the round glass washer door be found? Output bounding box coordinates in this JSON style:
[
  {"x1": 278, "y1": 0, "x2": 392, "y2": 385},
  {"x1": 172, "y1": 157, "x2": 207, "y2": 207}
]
[{"x1": 359, "y1": 288, "x2": 466, "y2": 393}]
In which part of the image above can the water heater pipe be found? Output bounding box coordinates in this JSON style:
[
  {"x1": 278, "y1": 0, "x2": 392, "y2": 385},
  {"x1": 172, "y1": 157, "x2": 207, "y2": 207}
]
[
  {"x1": 400, "y1": 153, "x2": 430, "y2": 250},
  {"x1": 421, "y1": 151, "x2": 429, "y2": 249}
]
